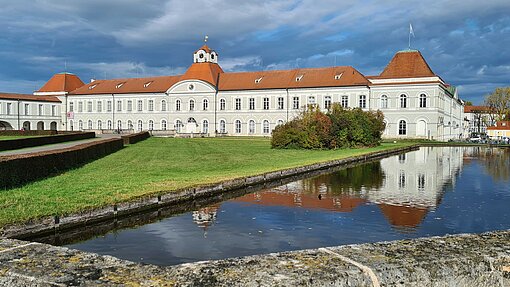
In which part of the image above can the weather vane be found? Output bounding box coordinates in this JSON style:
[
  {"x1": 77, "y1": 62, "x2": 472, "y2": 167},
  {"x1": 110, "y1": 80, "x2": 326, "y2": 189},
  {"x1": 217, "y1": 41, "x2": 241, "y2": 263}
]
[{"x1": 204, "y1": 35, "x2": 209, "y2": 43}]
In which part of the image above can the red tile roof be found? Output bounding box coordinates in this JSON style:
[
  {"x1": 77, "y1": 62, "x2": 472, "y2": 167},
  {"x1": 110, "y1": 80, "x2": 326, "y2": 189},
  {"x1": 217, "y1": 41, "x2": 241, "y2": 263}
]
[
  {"x1": 0, "y1": 92, "x2": 60, "y2": 102},
  {"x1": 376, "y1": 50, "x2": 436, "y2": 79},
  {"x1": 464, "y1": 105, "x2": 493, "y2": 113},
  {"x1": 218, "y1": 66, "x2": 369, "y2": 91},
  {"x1": 37, "y1": 72, "x2": 85, "y2": 93},
  {"x1": 487, "y1": 121, "x2": 510, "y2": 131},
  {"x1": 70, "y1": 75, "x2": 181, "y2": 95},
  {"x1": 195, "y1": 44, "x2": 213, "y2": 54},
  {"x1": 180, "y1": 62, "x2": 224, "y2": 86}
]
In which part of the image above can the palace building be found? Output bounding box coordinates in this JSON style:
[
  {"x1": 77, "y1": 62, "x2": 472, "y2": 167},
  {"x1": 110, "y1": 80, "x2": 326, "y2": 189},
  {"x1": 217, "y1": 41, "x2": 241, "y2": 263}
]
[{"x1": 0, "y1": 44, "x2": 465, "y2": 140}]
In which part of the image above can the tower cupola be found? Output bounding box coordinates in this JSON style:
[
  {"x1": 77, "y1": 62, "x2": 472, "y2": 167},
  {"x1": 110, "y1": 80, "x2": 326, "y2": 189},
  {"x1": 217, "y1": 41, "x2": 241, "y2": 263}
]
[{"x1": 193, "y1": 36, "x2": 218, "y2": 64}]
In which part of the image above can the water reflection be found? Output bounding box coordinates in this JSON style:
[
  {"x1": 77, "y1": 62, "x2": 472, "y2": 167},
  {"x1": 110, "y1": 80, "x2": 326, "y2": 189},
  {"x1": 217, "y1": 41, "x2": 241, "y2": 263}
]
[
  {"x1": 464, "y1": 147, "x2": 510, "y2": 181},
  {"x1": 233, "y1": 147, "x2": 464, "y2": 229},
  {"x1": 58, "y1": 146, "x2": 510, "y2": 266}
]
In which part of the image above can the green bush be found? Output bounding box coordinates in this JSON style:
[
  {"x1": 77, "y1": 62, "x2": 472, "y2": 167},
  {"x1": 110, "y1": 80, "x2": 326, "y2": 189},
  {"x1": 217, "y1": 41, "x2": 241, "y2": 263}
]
[{"x1": 272, "y1": 103, "x2": 385, "y2": 149}]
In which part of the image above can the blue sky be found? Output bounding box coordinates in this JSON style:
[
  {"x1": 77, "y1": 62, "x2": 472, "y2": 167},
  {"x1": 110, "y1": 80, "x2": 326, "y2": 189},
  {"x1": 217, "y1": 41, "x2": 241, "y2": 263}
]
[{"x1": 1, "y1": 0, "x2": 509, "y2": 104}]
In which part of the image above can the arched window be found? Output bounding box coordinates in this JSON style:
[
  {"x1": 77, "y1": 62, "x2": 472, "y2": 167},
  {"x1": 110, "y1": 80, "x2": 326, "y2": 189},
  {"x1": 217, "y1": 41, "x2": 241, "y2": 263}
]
[
  {"x1": 161, "y1": 120, "x2": 167, "y2": 130},
  {"x1": 380, "y1": 95, "x2": 388, "y2": 109},
  {"x1": 127, "y1": 120, "x2": 133, "y2": 130},
  {"x1": 137, "y1": 120, "x2": 143, "y2": 131},
  {"x1": 398, "y1": 120, "x2": 407, "y2": 135},
  {"x1": 107, "y1": 120, "x2": 112, "y2": 130},
  {"x1": 117, "y1": 120, "x2": 122, "y2": 130},
  {"x1": 203, "y1": 99, "x2": 209, "y2": 111},
  {"x1": 359, "y1": 95, "x2": 366, "y2": 108},
  {"x1": 249, "y1": 120, "x2": 256, "y2": 134},
  {"x1": 235, "y1": 120, "x2": 241, "y2": 134},
  {"x1": 161, "y1": 100, "x2": 167, "y2": 111},
  {"x1": 220, "y1": 99, "x2": 226, "y2": 110},
  {"x1": 419, "y1": 94, "x2": 427, "y2": 108},
  {"x1": 175, "y1": 120, "x2": 182, "y2": 132},
  {"x1": 202, "y1": 119, "x2": 209, "y2": 134},
  {"x1": 400, "y1": 94, "x2": 407, "y2": 108},
  {"x1": 277, "y1": 119, "x2": 284, "y2": 126},
  {"x1": 189, "y1": 99, "x2": 195, "y2": 111},
  {"x1": 97, "y1": 120, "x2": 102, "y2": 130},
  {"x1": 263, "y1": 120, "x2": 270, "y2": 134},
  {"x1": 78, "y1": 120, "x2": 83, "y2": 130},
  {"x1": 88, "y1": 120, "x2": 93, "y2": 129},
  {"x1": 69, "y1": 120, "x2": 74, "y2": 131},
  {"x1": 220, "y1": 120, "x2": 226, "y2": 133},
  {"x1": 148, "y1": 120, "x2": 154, "y2": 131},
  {"x1": 176, "y1": 100, "x2": 181, "y2": 111}
]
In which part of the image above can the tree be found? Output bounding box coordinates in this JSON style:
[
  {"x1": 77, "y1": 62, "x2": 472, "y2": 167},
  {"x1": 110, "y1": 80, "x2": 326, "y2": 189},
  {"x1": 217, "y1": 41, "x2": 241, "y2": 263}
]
[
  {"x1": 484, "y1": 87, "x2": 510, "y2": 121},
  {"x1": 464, "y1": 101, "x2": 473, "y2": 106}
]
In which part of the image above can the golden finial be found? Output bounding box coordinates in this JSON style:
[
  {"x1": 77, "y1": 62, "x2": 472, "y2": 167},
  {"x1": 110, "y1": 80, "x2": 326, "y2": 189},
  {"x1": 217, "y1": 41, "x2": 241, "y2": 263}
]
[{"x1": 204, "y1": 35, "x2": 209, "y2": 43}]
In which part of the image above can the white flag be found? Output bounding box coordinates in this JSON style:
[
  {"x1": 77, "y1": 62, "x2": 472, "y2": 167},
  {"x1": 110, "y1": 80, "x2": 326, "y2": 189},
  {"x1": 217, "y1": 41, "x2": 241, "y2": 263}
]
[{"x1": 410, "y1": 23, "x2": 415, "y2": 37}]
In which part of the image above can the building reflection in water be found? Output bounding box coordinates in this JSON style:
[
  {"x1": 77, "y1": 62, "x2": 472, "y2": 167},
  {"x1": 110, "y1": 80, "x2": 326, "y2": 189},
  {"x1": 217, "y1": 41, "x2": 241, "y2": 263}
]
[
  {"x1": 191, "y1": 147, "x2": 467, "y2": 231},
  {"x1": 463, "y1": 147, "x2": 510, "y2": 182}
]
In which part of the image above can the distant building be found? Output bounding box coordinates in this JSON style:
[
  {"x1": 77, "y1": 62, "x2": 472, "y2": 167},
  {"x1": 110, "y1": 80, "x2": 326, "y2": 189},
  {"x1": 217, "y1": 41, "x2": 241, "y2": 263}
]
[
  {"x1": 1, "y1": 45, "x2": 465, "y2": 141},
  {"x1": 463, "y1": 105, "x2": 497, "y2": 136},
  {"x1": 487, "y1": 121, "x2": 510, "y2": 140}
]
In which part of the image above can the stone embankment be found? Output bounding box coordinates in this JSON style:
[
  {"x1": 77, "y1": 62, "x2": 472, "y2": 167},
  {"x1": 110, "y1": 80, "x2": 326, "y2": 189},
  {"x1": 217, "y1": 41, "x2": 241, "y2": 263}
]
[{"x1": 0, "y1": 230, "x2": 508, "y2": 286}]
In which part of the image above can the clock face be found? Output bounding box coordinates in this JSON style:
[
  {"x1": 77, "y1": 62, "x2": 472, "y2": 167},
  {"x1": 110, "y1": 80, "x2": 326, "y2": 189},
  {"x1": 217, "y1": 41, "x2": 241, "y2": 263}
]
[{"x1": 188, "y1": 84, "x2": 194, "y2": 91}]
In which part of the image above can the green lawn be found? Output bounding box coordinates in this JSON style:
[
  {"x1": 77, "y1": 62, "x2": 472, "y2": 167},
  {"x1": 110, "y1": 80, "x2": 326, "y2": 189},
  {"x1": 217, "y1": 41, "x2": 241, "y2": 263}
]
[{"x1": 0, "y1": 137, "x2": 416, "y2": 226}]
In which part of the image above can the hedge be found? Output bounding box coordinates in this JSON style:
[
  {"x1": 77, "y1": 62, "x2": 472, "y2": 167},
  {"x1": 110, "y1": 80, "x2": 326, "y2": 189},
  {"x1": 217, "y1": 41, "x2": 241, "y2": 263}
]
[
  {"x1": 0, "y1": 130, "x2": 57, "y2": 136},
  {"x1": 0, "y1": 138, "x2": 124, "y2": 189},
  {"x1": 121, "y1": 131, "x2": 150, "y2": 145},
  {"x1": 0, "y1": 132, "x2": 95, "y2": 152}
]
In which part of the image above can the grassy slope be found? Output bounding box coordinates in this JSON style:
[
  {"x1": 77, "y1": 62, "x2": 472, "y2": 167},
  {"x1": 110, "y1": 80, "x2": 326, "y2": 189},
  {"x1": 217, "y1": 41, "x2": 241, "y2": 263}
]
[
  {"x1": 0, "y1": 136, "x2": 38, "y2": 141},
  {"x1": 0, "y1": 137, "x2": 415, "y2": 225}
]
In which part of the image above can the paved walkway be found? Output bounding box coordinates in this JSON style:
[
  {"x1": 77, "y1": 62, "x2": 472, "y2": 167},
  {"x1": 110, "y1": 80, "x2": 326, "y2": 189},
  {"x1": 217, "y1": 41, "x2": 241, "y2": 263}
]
[{"x1": 0, "y1": 134, "x2": 121, "y2": 157}]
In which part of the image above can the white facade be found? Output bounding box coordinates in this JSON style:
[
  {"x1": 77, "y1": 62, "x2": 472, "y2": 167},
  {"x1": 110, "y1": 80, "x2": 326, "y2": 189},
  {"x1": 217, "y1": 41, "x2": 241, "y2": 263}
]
[
  {"x1": 0, "y1": 96, "x2": 61, "y2": 131},
  {"x1": 1, "y1": 46, "x2": 464, "y2": 141}
]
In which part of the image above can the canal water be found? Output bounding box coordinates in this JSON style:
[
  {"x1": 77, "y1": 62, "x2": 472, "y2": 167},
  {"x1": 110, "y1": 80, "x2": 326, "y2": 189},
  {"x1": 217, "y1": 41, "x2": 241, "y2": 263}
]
[{"x1": 64, "y1": 147, "x2": 510, "y2": 266}]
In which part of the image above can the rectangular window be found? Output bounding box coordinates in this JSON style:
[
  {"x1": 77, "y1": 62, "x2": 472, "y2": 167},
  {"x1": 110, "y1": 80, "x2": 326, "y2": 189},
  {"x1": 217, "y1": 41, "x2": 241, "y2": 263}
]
[
  {"x1": 148, "y1": 100, "x2": 154, "y2": 111},
  {"x1": 263, "y1": 97, "x2": 269, "y2": 110},
  {"x1": 277, "y1": 97, "x2": 284, "y2": 110},
  {"x1": 341, "y1": 95, "x2": 348, "y2": 108},
  {"x1": 38, "y1": 104, "x2": 43, "y2": 116},
  {"x1": 293, "y1": 96, "x2": 299, "y2": 109},
  {"x1": 249, "y1": 98, "x2": 255, "y2": 110},
  {"x1": 127, "y1": 100, "x2": 132, "y2": 111},
  {"x1": 324, "y1": 96, "x2": 331, "y2": 109},
  {"x1": 97, "y1": 101, "x2": 102, "y2": 113},
  {"x1": 7, "y1": 103, "x2": 12, "y2": 115},
  {"x1": 359, "y1": 95, "x2": 366, "y2": 109},
  {"x1": 308, "y1": 96, "x2": 316, "y2": 105},
  {"x1": 137, "y1": 100, "x2": 143, "y2": 111},
  {"x1": 117, "y1": 100, "x2": 122, "y2": 112},
  {"x1": 87, "y1": 101, "x2": 92, "y2": 113},
  {"x1": 24, "y1": 103, "x2": 29, "y2": 115},
  {"x1": 51, "y1": 105, "x2": 56, "y2": 116},
  {"x1": 107, "y1": 101, "x2": 112, "y2": 112},
  {"x1": 78, "y1": 102, "x2": 83, "y2": 112},
  {"x1": 69, "y1": 102, "x2": 74, "y2": 112},
  {"x1": 235, "y1": 98, "x2": 241, "y2": 110}
]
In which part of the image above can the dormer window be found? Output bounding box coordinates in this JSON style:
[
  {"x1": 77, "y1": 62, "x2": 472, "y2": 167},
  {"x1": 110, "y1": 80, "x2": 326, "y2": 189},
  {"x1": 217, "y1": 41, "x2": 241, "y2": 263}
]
[
  {"x1": 116, "y1": 82, "x2": 125, "y2": 89},
  {"x1": 296, "y1": 75, "x2": 304, "y2": 82},
  {"x1": 143, "y1": 81, "x2": 152, "y2": 88},
  {"x1": 255, "y1": 77, "x2": 263, "y2": 84},
  {"x1": 88, "y1": 84, "x2": 97, "y2": 90},
  {"x1": 334, "y1": 73, "x2": 343, "y2": 80},
  {"x1": 199, "y1": 53, "x2": 204, "y2": 59},
  {"x1": 211, "y1": 54, "x2": 215, "y2": 59}
]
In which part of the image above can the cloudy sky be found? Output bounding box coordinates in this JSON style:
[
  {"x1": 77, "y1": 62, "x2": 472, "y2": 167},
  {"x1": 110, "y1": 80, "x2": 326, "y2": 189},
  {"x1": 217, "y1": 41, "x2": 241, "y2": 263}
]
[{"x1": 1, "y1": 0, "x2": 509, "y2": 104}]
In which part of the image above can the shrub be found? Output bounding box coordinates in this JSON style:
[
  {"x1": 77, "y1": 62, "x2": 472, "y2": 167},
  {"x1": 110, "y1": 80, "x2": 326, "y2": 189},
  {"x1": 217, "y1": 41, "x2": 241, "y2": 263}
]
[{"x1": 272, "y1": 103, "x2": 385, "y2": 149}]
